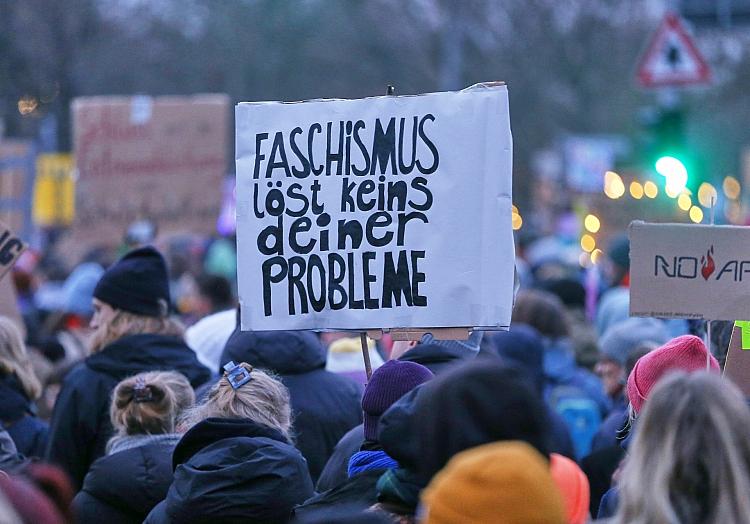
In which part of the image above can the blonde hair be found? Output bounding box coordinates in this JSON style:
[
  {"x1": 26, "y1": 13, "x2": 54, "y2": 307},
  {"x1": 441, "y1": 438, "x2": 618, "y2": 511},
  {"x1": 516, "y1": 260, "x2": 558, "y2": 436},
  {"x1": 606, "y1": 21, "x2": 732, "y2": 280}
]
[
  {"x1": 110, "y1": 371, "x2": 195, "y2": 436},
  {"x1": 180, "y1": 363, "x2": 292, "y2": 440},
  {"x1": 90, "y1": 309, "x2": 184, "y2": 353},
  {"x1": 0, "y1": 316, "x2": 41, "y2": 400},
  {"x1": 613, "y1": 372, "x2": 750, "y2": 524}
]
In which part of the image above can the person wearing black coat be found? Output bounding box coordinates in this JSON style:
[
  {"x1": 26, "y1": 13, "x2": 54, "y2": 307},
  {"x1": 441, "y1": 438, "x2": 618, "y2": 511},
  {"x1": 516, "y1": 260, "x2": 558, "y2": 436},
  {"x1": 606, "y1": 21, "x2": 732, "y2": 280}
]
[
  {"x1": 45, "y1": 247, "x2": 211, "y2": 489},
  {"x1": 73, "y1": 370, "x2": 194, "y2": 523},
  {"x1": 316, "y1": 334, "x2": 481, "y2": 492},
  {"x1": 0, "y1": 316, "x2": 48, "y2": 459},
  {"x1": 74, "y1": 436, "x2": 179, "y2": 523},
  {"x1": 145, "y1": 364, "x2": 314, "y2": 524},
  {"x1": 0, "y1": 373, "x2": 48, "y2": 458},
  {"x1": 220, "y1": 329, "x2": 362, "y2": 482},
  {"x1": 372, "y1": 360, "x2": 553, "y2": 518},
  {"x1": 293, "y1": 361, "x2": 433, "y2": 519}
]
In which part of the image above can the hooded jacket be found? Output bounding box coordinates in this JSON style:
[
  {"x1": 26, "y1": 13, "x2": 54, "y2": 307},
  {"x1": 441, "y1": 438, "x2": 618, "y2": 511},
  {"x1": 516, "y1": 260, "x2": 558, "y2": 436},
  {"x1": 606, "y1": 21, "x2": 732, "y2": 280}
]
[
  {"x1": 45, "y1": 334, "x2": 211, "y2": 489},
  {"x1": 220, "y1": 330, "x2": 362, "y2": 482},
  {"x1": 0, "y1": 374, "x2": 48, "y2": 458},
  {"x1": 145, "y1": 418, "x2": 314, "y2": 524},
  {"x1": 73, "y1": 439, "x2": 177, "y2": 523},
  {"x1": 315, "y1": 342, "x2": 474, "y2": 492}
]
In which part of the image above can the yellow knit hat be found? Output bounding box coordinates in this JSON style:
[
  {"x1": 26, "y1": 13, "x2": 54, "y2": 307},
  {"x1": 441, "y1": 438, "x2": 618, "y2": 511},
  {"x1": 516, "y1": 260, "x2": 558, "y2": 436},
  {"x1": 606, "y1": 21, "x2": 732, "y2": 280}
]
[{"x1": 420, "y1": 441, "x2": 566, "y2": 524}]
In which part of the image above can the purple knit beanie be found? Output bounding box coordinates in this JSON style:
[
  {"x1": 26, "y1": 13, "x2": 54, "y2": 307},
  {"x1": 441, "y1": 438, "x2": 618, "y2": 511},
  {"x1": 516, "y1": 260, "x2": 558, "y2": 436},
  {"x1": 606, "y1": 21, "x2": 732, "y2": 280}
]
[{"x1": 362, "y1": 360, "x2": 434, "y2": 441}]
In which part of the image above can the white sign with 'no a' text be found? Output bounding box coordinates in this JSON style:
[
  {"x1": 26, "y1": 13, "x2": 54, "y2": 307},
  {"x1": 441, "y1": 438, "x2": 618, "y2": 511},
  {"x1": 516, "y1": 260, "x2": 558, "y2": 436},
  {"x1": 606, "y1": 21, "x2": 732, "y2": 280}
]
[{"x1": 630, "y1": 221, "x2": 750, "y2": 321}]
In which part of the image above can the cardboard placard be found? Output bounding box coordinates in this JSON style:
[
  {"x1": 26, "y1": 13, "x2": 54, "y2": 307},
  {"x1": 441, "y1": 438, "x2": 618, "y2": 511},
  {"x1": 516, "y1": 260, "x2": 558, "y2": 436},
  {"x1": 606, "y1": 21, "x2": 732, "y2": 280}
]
[
  {"x1": 630, "y1": 221, "x2": 750, "y2": 321},
  {"x1": 724, "y1": 323, "x2": 750, "y2": 397},
  {"x1": 235, "y1": 85, "x2": 514, "y2": 332},
  {"x1": 0, "y1": 221, "x2": 26, "y2": 281},
  {"x1": 66, "y1": 94, "x2": 230, "y2": 259}
]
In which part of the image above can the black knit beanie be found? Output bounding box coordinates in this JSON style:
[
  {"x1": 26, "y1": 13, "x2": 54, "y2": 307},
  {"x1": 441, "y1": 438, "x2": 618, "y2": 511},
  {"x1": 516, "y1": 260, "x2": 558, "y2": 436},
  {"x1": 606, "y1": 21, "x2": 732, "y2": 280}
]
[{"x1": 93, "y1": 246, "x2": 170, "y2": 317}]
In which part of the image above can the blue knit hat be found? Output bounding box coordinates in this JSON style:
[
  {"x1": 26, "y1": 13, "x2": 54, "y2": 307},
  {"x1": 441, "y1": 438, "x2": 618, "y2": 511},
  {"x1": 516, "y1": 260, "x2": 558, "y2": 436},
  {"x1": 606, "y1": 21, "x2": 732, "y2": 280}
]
[
  {"x1": 93, "y1": 246, "x2": 170, "y2": 317},
  {"x1": 362, "y1": 360, "x2": 433, "y2": 441}
]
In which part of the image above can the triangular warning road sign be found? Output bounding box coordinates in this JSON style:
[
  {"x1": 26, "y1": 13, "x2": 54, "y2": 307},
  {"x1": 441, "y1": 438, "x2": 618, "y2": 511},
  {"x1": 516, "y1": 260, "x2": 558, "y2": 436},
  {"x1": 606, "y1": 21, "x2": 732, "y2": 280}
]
[{"x1": 636, "y1": 13, "x2": 711, "y2": 88}]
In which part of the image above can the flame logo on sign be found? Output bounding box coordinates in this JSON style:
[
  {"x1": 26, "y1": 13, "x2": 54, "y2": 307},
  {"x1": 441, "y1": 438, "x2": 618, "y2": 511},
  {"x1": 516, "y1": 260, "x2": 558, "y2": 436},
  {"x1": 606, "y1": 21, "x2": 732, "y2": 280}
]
[{"x1": 701, "y1": 246, "x2": 715, "y2": 281}]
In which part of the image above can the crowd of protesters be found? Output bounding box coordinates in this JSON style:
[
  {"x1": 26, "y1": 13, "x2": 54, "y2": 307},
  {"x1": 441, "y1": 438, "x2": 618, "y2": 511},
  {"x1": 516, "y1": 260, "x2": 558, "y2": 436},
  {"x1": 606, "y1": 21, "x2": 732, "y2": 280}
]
[{"x1": 0, "y1": 226, "x2": 746, "y2": 524}]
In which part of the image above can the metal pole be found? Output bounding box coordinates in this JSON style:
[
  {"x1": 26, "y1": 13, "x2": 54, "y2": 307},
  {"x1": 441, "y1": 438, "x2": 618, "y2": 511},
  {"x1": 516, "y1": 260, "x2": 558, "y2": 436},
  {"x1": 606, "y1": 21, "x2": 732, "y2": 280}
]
[
  {"x1": 360, "y1": 332, "x2": 373, "y2": 382},
  {"x1": 707, "y1": 196, "x2": 716, "y2": 370}
]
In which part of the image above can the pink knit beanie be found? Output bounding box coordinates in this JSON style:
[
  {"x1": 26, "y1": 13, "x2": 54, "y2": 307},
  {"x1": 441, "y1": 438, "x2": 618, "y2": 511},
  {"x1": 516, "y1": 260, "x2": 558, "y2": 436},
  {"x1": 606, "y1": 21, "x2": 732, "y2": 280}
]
[{"x1": 627, "y1": 335, "x2": 719, "y2": 413}]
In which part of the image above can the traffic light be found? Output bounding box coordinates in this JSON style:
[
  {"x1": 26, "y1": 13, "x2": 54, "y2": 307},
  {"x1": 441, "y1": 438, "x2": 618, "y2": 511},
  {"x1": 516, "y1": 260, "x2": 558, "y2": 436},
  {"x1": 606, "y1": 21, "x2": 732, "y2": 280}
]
[{"x1": 650, "y1": 107, "x2": 692, "y2": 195}]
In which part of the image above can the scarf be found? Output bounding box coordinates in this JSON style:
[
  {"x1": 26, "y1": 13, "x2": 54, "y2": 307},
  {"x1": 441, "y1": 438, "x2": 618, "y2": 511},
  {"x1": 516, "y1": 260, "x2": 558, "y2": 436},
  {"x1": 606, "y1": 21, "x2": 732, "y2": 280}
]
[
  {"x1": 347, "y1": 450, "x2": 399, "y2": 478},
  {"x1": 107, "y1": 433, "x2": 182, "y2": 455},
  {"x1": 376, "y1": 468, "x2": 424, "y2": 512}
]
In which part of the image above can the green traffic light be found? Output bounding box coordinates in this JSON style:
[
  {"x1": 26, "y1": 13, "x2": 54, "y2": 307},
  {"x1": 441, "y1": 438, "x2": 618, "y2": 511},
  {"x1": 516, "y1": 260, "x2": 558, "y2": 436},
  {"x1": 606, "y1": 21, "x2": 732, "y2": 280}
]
[{"x1": 655, "y1": 155, "x2": 688, "y2": 194}]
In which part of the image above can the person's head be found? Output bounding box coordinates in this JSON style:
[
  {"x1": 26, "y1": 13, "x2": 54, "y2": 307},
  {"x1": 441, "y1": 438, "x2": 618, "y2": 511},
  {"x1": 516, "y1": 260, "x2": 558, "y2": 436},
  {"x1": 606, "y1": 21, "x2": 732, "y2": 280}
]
[
  {"x1": 420, "y1": 441, "x2": 566, "y2": 524},
  {"x1": 90, "y1": 246, "x2": 182, "y2": 352},
  {"x1": 110, "y1": 371, "x2": 194, "y2": 437},
  {"x1": 181, "y1": 362, "x2": 292, "y2": 440},
  {"x1": 596, "y1": 318, "x2": 669, "y2": 397},
  {"x1": 362, "y1": 360, "x2": 433, "y2": 442},
  {"x1": 627, "y1": 335, "x2": 719, "y2": 415},
  {"x1": 604, "y1": 233, "x2": 630, "y2": 287},
  {"x1": 194, "y1": 274, "x2": 234, "y2": 316},
  {"x1": 413, "y1": 360, "x2": 551, "y2": 481},
  {"x1": 511, "y1": 289, "x2": 569, "y2": 339},
  {"x1": 0, "y1": 316, "x2": 41, "y2": 400},
  {"x1": 483, "y1": 324, "x2": 545, "y2": 393},
  {"x1": 615, "y1": 372, "x2": 750, "y2": 524},
  {"x1": 549, "y1": 453, "x2": 590, "y2": 524}
]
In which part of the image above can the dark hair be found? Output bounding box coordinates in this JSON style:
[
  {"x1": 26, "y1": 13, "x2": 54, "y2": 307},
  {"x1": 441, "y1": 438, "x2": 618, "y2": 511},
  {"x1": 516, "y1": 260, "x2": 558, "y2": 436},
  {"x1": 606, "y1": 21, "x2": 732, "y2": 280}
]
[
  {"x1": 413, "y1": 360, "x2": 551, "y2": 481},
  {"x1": 511, "y1": 289, "x2": 570, "y2": 338},
  {"x1": 197, "y1": 274, "x2": 234, "y2": 311}
]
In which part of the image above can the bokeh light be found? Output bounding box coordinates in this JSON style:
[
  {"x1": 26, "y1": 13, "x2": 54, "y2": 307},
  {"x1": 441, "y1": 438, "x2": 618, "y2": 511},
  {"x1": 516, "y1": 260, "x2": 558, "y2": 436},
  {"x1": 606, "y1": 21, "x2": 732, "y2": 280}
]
[
  {"x1": 580, "y1": 234, "x2": 596, "y2": 252},
  {"x1": 584, "y1": 214, "x2": 600, "y2": 233},
  {"x1": 604, "y1": 171, "x2": 625, "y2": 199}
]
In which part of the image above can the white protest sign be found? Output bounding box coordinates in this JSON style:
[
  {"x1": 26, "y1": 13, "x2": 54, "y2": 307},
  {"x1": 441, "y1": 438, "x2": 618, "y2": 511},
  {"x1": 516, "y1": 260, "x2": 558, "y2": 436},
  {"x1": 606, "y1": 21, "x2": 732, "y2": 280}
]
[
  {"x1": 629, "y1": 221, "x2": 750, "y2": 321},
  {"x1": 235, "y1": 85, "x2": 514, "y2": 331}
]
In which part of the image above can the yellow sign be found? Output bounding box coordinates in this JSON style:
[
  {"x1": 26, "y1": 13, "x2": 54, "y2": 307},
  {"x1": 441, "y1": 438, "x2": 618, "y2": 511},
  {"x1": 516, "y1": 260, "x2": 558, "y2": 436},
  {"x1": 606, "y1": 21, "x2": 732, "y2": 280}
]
[{"x1": 34, "y1": 154, "x2": 75, "y2": 226}]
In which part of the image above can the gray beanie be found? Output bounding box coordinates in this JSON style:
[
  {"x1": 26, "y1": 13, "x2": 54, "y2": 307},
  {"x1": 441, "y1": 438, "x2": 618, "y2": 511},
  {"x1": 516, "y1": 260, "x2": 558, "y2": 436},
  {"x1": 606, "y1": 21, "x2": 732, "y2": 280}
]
[
  {"x1": 599, "y1": 317, "x2": 670, "y2": 367},
  {"x1": 419, "y1": 330, "x2": 484, "y2": 355}
]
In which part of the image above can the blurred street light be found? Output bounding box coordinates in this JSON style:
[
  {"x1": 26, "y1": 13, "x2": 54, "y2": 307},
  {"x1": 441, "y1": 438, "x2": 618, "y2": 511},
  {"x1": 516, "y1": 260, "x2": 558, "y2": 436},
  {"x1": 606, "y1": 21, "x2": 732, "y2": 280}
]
[
  {"x1": 604, "y1": 171, "x2": 625, "y2": 199},
  {"x1": 723, "y1": 176, "x2": 741, "y2": 200},
  {"x1": 697, "y1": 182, "x2": 718, "y2": 208},
  {"x1": 581, "y1": 234, "x2": 596, "y2": 252},
  {"x1": 643, "y1": 181, "x2": 659, "y2": 198},
  {"x1": 584, "y1": 214, "x2": 600, "y2": 233},
  {"x1": 689, "y1": 206, "x2": 704, "y2": 223},
  {"x1": 629, "y1": 181, "x2": 644, "y2": 199}
]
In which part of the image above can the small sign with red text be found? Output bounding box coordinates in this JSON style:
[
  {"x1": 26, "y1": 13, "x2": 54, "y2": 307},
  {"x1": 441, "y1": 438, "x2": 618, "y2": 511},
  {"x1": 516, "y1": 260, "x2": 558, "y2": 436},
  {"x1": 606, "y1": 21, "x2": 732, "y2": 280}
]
[{"x1": 630, "y1": 221, "x2": 750, "y2": 321}]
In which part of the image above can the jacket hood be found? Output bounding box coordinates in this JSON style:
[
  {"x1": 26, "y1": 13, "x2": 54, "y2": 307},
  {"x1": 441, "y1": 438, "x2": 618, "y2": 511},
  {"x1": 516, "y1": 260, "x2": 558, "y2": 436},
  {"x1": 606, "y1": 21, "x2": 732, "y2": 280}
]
[
  {"x1": 377, "y1": 385, "x2": 425, "y2": 472},
  {"x1": 164, "y1": 417, "x2": 314, "y2": 523},
  {"x1": 173, "y1": 417, "x2": 288, "y2": 468},
  {"x1": 0, "y1": 374, "x2": 31, "y2": 422},
  {"x1": 486, "y1": 325, "x2": 545, "y2": 394},
  {"x1": 79, "y1": 441, "x2": 175, "y2": 519},
  {"x1": 220, "y1": 329, "x2": 325, "y2": 375},
  {"x1": 86, "y1": 334, "x2": 211, "y2": 387}
]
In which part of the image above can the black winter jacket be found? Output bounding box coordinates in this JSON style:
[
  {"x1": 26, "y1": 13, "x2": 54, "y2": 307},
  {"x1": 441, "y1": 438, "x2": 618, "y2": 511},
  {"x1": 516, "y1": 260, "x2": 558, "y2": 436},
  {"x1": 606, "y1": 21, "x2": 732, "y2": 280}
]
[
  {"x1": 45, "y1": 334, "x2": 211, "y2": 489},
  {"x1": 73, "y1": 440, "x2": 176, "y2": 523},
  {"x1": 315, "y1": 343, "x2": 472, "y2": 491},
  {"x1": 145, "y1": 418, "x2": 314, "y2": 524},
  {"x1": 220, "y1": 330, "x2": 362, "y2": 482},
  {"x1": 0, "y1": 374, "x2": 48, "y2": 458}
]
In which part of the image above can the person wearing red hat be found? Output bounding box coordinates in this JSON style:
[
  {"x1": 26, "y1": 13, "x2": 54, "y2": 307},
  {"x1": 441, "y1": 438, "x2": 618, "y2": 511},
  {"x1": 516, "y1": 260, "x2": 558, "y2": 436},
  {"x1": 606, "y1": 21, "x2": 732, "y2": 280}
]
[
  {"x1": 627, "y1": 335, "x2": 719, "y2": 415},
  {"x1": 596, "y1": 335, "x2": 720, "y2": 519}
]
